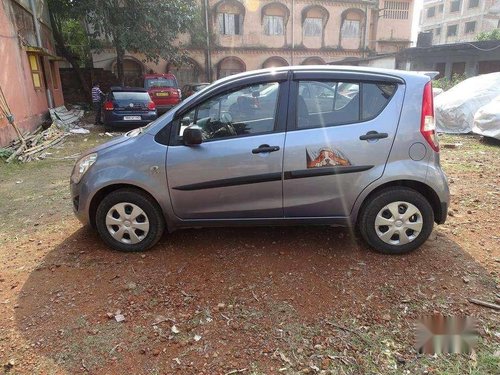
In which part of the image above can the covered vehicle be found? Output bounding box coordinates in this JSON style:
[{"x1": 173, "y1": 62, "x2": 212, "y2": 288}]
[
  {"x1": 473, "y1": 95, "x2": 500, "y2": 140},
  {"x1": 435, "y1": 72, "x2": 500, "y2": 134},
  {"x1": 103, "y1": 87, "x2": 157, "y2": 128},
  {"x1": 144, "y1": 73, "x2": 181, "y2": 112}
]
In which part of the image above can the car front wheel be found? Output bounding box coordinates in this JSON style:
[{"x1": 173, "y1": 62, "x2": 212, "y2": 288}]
[
  {"x1": 95, "y1": 188, "x2": 165, "y2": 252},
  {"x1": 359, "y1": 187, "x2": 434, "y2": 254}
]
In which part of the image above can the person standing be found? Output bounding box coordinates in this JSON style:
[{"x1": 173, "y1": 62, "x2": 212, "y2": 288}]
[{"x1": 92, "y1": 82, "x2": 105, "y2": 125}]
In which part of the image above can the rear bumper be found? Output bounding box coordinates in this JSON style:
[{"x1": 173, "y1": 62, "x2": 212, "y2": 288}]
[
  {"x1": 156, "y1": 104, "x2": 176, "y2": 112},
  {"x1": 436, "y1": 201, "x2": 448, "y2": 224}
]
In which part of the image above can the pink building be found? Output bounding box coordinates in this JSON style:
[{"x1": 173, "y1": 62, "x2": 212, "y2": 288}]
[
  {"x1": 0, "y1": 0, "x2": 64, "y2": 147},
  {"x1": 92, "y1": 0, "x2": 415, "y2": 86}
]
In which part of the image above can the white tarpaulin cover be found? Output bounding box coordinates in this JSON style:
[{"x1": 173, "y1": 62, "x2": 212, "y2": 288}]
[
  {"x1": 435, "y1": 72, "x2": 500, "y2": 134},
  {"x1": 473, "y1": 95, "x2": 500, "y2": 140}
]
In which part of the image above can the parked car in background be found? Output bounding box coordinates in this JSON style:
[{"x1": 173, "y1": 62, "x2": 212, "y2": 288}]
[
  {"x1": 181, "y1": 83, "x2": 210, "y2": 99},
  {"x1": 72, "y1": 66, "x2": 449, "y2": 254},
  {"x1": 103, "y1": 87, "x2": 157, "y2": 128},
  {"x1": 144, "y1": 73, "x2": 181, "y2": 113}
]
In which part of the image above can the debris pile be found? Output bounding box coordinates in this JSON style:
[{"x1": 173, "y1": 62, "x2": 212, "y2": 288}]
[{"x1": 2, "y1": 125, "x2": 67, "y2": 163}]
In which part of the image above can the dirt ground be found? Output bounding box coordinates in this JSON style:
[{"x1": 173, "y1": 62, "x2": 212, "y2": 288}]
[{"x1": 0, "y1": 127, "x2": 499, "y2": 375}]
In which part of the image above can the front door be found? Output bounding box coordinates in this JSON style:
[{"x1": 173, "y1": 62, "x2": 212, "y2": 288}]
[
  {"x1": 283, "y1": 72, "x2": 404, "y2": 217},
  {"x1": 167, "y1": 80, "x2": 287, "y2": 220}
]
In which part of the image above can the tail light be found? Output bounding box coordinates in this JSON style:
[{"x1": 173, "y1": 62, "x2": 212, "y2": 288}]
[
  {"x1": 421, "y1": 81, "x2": 439, "y2": 152},
  {"x1": 104, "y1": 101, "x2": 114, "y2": 111},
  {"x1": 147, "y1": 101, "x2": 156, "y2": 110}
]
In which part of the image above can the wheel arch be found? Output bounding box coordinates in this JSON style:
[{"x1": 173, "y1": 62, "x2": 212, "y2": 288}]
[
  {"x1": 88, "y1": 183, "x2": 166, "y2": 229},
  {"x1": 356, "y1": 180, "x2": 443, "y2": 225}
]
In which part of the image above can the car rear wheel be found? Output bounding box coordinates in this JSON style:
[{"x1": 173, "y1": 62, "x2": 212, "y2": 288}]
[
  {"x1": 358, "y1": 187, "x2": 434, "y2": 254},
  {"x1": 96, "y1": 188, "x2": 165, "y2": 252}
]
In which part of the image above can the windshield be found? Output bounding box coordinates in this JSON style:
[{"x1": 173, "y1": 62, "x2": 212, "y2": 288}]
[{"x1": 145, "y1": 77, "x2": 177, "y2": 89}]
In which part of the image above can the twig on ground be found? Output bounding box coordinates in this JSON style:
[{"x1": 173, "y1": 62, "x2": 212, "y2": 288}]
[
  {"x1": 81, "y1": 359, "x2": 89, "y2": 372},
  {"x1": 251, "y1": 290, "x2": 260, "y2": 302},
  {"x1": 467, "y1": 298, "x2": 500, "y2": 310},
  {"x1": 325, "y1": 321, "x2": 371, "y2": 344},
  {"x1": 224, "y1": 368, "x2": 247, "y2": 375}
]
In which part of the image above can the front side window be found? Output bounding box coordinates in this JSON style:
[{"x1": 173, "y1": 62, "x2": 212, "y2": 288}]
[
  {"x1": 264, "y1": 15, "x2": 284, "y2": 36},
  {"x1": 178, "y1": 82, "x2": 280, "y2": 141},
  {"x1": 303, "y1": 18, "x2": 322, "y2": 37}
]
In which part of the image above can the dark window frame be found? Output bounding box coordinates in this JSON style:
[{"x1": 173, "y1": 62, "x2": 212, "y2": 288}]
[
  {"x1": 468, "y1": 0, "x2": 479, "y2": 8},
  {"x1": 450, "y1": 0, "x2": 461, "y2": 12},
  {"x1": 447, "y1": 24, "x2": 458, "y2": 36},
  {"x1": 465, "y1": 21, "x2": 476, "y2": 33},
  {"x1": 427, "y1": 6, "x2": 436, "y2": 18}
]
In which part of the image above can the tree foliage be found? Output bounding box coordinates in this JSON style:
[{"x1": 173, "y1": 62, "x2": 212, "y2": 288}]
[
  {"x1": 84, "y1": 0, "x2": 198, "y2": 84},
  {"x1": 476, "y1": 28, "x2": 500, "y2": 41}
]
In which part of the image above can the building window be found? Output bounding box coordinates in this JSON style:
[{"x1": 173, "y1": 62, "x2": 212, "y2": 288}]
[
  {"x1": 450, "y1": 0, "x2": 461, "y2": 12},
  {"x1": 303, "y1": 18, "x2": 322, "y2": 37},
  {"x1": 435, "y1": 27, "x2": 441, "y2": 36},
  {"x1": 439, "y1": 4, "x2": 444, "y2": 12},
  {"x1": 447, "y1": 24, "x2": 458, "y2": 36},
  {"x1": 465, "y1": 21, "x2": 476, "y2": 33},
  {"x1": 341, "y1": 20, "x2": 360, "y2": 38},
  {"x1": 218, "y1": 13, "x2": 241, "y2": 35},
  {"x1": 468, "y1": 0, "x2": 479, "y2": 8},
  {"x1": 28, "y1": 54, "x2": 42, "y2": 89},
  {"x1": 427, "y1": 7, "x2": 436, "y2": 18},
  {"x1": 264, "y1": 15, "x2": 284, "y2": 36},
  {"x1": 383, "y1": 1, "x2": 410, "y2": 19}
]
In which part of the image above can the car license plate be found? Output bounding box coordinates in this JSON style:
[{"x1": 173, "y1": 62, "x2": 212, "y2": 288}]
[
  {"x1": 157, "y1": 92, "x2": 169, "y2": 96},
  {"x1": 124, "y1": 116, "x2": 141, "y2": 121}
]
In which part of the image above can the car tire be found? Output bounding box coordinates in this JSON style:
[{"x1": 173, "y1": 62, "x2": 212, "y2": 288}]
[
  {"x1": 358, "y1": 187, "x2": 434, "y2": 255},
  {"x1": 95, "y1": 188, "x2": 165, "y2": 252}
]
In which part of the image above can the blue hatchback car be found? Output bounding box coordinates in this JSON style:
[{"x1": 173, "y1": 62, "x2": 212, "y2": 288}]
[{"x1": 103, "y1": 87, "x2": 157, "y2": 128}]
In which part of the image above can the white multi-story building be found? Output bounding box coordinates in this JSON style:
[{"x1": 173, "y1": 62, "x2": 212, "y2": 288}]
[{"x1": 419, "y1": 0, "x2": 500, "y2": 45}]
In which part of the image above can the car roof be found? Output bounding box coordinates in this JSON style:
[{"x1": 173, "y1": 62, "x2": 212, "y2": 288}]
[
  {"x1": 110, "y1": 87, "x2": 149, "y2": 92},
  {"x1": 213, "y1": 65, "x2": 428, "y2": 86}
]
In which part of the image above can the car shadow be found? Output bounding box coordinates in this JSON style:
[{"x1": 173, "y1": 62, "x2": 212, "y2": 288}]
[{"x1": 14, "y1": 225, "x2": 497, "y2": 373}]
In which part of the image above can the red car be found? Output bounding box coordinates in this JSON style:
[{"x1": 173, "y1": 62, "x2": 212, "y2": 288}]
[{"x1": 143, "y1": 73, "x2": 181, "y2": 113}]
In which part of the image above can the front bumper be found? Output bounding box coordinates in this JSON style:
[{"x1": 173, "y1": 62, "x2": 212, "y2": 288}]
[{"x1": 70, "y1": 180, "x2": 90, "y2": 226}]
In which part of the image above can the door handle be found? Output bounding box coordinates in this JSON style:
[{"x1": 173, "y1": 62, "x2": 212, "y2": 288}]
[
  {"x1": 252, "y1": 144, "x2": 280, "y2": 154},
  {"x1": 359, "y1": 131, "x2": 389, "y2": 141}
]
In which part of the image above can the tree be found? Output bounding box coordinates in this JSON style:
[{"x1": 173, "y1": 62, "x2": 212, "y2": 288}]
[
  {"x1": 476, "y1": 28, "x2": 500, "y2": 41},
  {"x1": 84, "y1": 0, "x2": 198, "y2": 85},
  {"x1": 48, "y1": 0, "x2": 92, "y2": 98}
]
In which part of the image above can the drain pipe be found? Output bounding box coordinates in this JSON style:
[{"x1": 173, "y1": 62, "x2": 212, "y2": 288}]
[
  {"x1": 291, "y1": 0, "x2": 295, "y2": 65},
  {"x1": 204, "y1": 0, "x2": 212, "y2": 82},
  {"x1": 29, "y1": 0, "x2": 42, "y2": 48}
]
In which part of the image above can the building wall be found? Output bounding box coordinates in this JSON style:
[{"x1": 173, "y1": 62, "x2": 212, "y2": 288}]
[
  {"x1": 420, "y1": 0, "x2": 499, "y2": 44},
  {"x1": 91, "y1": 0, "x2": 414, "y2": 87},
  {"x1": 0, "y1": 0, "x2": 64, "y2": 147}
]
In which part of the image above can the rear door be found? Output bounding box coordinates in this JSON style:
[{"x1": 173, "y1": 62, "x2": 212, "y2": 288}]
[
  {"x1": 166, "y1": 75, "x2": 289, "y2": 220},
  {"x1": 283, "y1": 71, "x2": 405, "y2": 217}
]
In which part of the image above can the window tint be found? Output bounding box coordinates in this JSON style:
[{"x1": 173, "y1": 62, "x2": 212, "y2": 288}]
[
  {"x1": 297, "y1": 81, "x2": 359, "y2": 129},
  {"x1": 297, "y1": 80, "x2": 396, "y2": 129},
  {"x1": 362, "y1": 83, "x2": 397, "y2": 120},
  {"x1": 179, "y1": 82, "x2": 280, "y2": 141},
  {"x1": 112, "y1": 92, "x2": 150, "y2": 101},
  {"x1": 145, "y1": 77, "x2": 177, "y2": 89}
]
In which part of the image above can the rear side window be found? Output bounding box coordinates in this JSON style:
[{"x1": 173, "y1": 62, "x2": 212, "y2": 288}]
[
  {"x1": 145, "y1": 77, "x2": 177, "y2": 89},
  {"x1": 296, "y1": 80, "x2": 396, "y2": 129},
  {"x1": 112, "y1": 92, "x2": 151, "y2": 101}
]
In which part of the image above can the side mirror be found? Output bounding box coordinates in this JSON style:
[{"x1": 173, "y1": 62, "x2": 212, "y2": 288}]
[{"x1": 183, "y1": 126, "x2": 203, "y2": 146}]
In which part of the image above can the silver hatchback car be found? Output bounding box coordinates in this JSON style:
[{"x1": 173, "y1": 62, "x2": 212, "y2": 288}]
[{"x1": 71, "y1": 66, "x2": 449, "y2": 254}]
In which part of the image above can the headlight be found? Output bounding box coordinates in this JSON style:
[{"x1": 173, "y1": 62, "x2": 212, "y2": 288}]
[{"x1": 71, "y1": 153, "x2": 97, "y2": 184}]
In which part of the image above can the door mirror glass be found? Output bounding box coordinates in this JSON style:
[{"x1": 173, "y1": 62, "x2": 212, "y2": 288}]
[{"x1": 183, "y1": 126, "x2": 203, "y2": 146}]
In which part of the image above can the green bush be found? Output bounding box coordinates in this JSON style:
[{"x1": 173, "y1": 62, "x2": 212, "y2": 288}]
[{"x1": 433, "y1": 73, "x2": 467, "y2": 91}]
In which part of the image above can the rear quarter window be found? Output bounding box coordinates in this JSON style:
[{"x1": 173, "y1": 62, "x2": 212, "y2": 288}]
[{"x1": 362, "y1": 83, "x2": 397, "y2": 121}]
